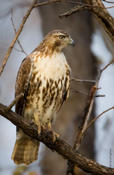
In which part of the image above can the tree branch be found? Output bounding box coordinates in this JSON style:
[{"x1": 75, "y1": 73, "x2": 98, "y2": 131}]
[
  {"x1": 71, "y1": 77, "x2": 96, "y2": 83},
  {"x1": 0, "y1": 0, "x2": 38, "y2": 76},
  {"x1": 11, "y1": 10, "x2": 27, "y2": 56},
  {"x1": 85, "y1": 106, "x2": 114, "y2": 132},
  {"x1": 103, "y1": 0, "x2": 114, "y2": 3},
  {"x1": 0, "y1": 103, "x2": 114, "y2": 175},
  {"x1": 60, "y1": 0, "x2": 114, "y2": 42},
  {"x1": 34, "y1": 0, "x2": 63, "y2": 7}
]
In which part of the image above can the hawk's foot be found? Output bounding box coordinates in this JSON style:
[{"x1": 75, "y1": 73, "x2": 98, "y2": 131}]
[
  {"x1": 47, "y1": 121, "x2": 52, "y2": 131},
  {"x1": 37, "y1": 123, "x2": 41, "y2": 135},
  {"x1": 44, "y1": 121, "x2": 59, "y2": 142},
  {"x1": 51, "y1": 131, "x2": 60, "y2": 143},
  {"x1": 42, "y1": 121, "x2": 52, "y2": 131},
  {"x1": 29, "y1": 119, "x2": 35, "y2": 126},
  {"x1": 38, "y1": 123, "x2": 48, "y2": 136}
]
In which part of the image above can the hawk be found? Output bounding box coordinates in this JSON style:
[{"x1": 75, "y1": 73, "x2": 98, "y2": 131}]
[{"x1": 12, "y1": 30, "x2": 74, "y2": 165}]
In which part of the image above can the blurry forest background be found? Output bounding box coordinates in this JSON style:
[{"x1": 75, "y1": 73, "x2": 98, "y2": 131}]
[{"x1": 0, "y1": 0, "x2": 114, "y2": 175}]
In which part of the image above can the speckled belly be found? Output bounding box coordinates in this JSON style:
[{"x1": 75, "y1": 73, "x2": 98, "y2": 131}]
[{"x1": 24, "y1": 74, "x2": 69, "y2": 124}]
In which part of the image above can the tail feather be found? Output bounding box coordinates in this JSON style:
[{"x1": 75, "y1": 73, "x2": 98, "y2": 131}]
[{"x1": 12, "y1": 133, "x2": 39, "y2": 165}]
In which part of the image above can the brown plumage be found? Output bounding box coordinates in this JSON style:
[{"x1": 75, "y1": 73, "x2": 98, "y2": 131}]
[{"x1": 12, "y1": 30, "x2": 74, "y2": 165}]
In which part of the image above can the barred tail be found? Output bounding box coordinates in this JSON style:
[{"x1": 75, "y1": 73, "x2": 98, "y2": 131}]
[{"x1": 11, "y1": 131, "x2": 39, "y2": 165}]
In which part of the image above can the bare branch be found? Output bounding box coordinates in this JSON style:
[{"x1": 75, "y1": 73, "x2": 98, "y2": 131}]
[
  {"x1": 106, "y1": 5, "x2": 114, "y2": 9},
  {"x1": 71, "y1": 89, "x2": 88, "y2": 96},
  {"x1": 103, "y1": 0, "x2": 114, "y2": 3},
  {"x1": 84, "y1": 106, "x2": 114, "y2": 132},
  {"x1": 13, "y1": 47, "x2": 25, "y2": 53},
  {"x1": 34, "y1": 0, "x2": 63, "y2": 7},
  {"x1": 6, "y1": 93, "x2": 24, "y2": 111},
  {"x1": 0, "y1": 0, "x2": 38, "y2": 76},
  {"x1": 0, "y1": 103, "x2": 114, "y2": 175},
  {"x1": 100, "y1": 59, "x2": 113, "y2": 73},
  {"x1": 59, "y1": 1, "x2": 114, "y2": 42},
  {"x1": 95, "y1": 94, "x2": 106, "y2": 97},
  {"x1": 11, "y1": 10, "x2": 27, "y2": 56},
  {"x1": 71, "y1": 77, "x2": 96, "y2": 83}
]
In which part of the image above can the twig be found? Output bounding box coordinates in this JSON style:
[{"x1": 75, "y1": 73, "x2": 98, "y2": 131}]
[
  {"x1": 13, "y1": 47, "x2": 24, "y2": 53},
  {"x1": 103, "y1": 0, "x2": 114, "y2": 3},
  {"x1": 11, "y1": 10, "x2": 27, "y2": 56},
  {"x1": 0, "y1": 0, "x2": 37, "y2": 76},
  {"x1": 6, "y1": 93, "x2": 24, "y2": 111},
  {"x1": 106, "y1": 5, "x2": 114, "y2": 9},
  {"x1": 59, "y1": 4, "x2": 96, "y2": 17},
  {"x1": 72, "y1": 89, "x2": 105, "y2": 98},
  {"x1": 0, "y1": 103, "x2": 114, "y2": 175},
  {"x1": 71, "y1": 77, "x2": 96, "y2": 83},
  {"x1": 59, "y1": 1, "x2": 114, "y2": 41},
  {"x1": 71, "y1": 89, "x2": 88, "y2": 96},
  {"x1": 95, "y1": 94, "x2": 105, "y2": 97},
  {"x1": 34, "y1": 0, "x2": 114, "y2": 8},
  {"x1": 100, "y1": 60, "x2": 113, "y2": 73},
  {"x1": 84, "y1": 106, "x2": 114, "y2": 133},
  {"x1": 34, "y1": 0, "x2": 62, "y2": 7}
]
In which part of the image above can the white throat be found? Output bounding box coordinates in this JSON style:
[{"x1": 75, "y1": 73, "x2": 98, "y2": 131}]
[{"x1": 33, "y1": 52, "x2": 69, "y2": 81}]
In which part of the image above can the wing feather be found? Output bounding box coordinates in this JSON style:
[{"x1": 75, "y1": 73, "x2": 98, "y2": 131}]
[{"x1": 15, "y1": 57, "x2": 31, "y2": 115}]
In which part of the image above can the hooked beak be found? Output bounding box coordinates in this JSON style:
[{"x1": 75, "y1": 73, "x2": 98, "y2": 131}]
[{"x1": 69, "y1": 37, "x2": 75, "y2": 46}]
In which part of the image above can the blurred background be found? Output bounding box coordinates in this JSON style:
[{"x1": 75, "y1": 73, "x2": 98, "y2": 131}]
[{"x1": 0, "y1": 0, "x2": 114, "y2": 175}]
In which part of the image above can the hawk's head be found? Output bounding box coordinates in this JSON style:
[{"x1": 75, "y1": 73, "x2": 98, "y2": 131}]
[{"x1": 41, "y1": 30, "x2": 75, "y2": 53}]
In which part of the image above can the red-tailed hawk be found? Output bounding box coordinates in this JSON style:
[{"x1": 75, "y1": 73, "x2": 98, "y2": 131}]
[{"x1": 12, "y1": 30, "x2": 74, "y2": 165}]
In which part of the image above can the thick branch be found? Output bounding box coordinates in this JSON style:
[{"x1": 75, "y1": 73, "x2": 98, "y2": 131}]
[{"x1": 0, "y1": 103, "x2": 114, "y2": 175}]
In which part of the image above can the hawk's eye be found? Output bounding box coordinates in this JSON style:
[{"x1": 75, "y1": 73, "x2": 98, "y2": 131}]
[{"x1": 59, "y1": 35, "x2": 66, "y2": 39}]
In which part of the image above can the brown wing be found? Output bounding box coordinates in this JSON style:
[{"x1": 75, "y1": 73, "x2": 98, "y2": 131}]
[
  {"x1": 15, "y1": 57, "x2": 31, "y2": 115},
  {"x1": 62, "y1": 79, "x2": 69, "y2": 104},
  {"x1": 58, "y1": 74, "x2": 70, "y2": 112},
  {"x1": 62, "y1": 67, "x2": 70, "y2": 102}
]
